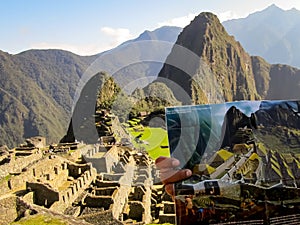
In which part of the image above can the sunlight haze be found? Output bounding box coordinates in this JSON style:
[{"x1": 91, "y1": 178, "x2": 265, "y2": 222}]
[{"x1": 1, "y1": 0, "x2": 300, "y2": 55}]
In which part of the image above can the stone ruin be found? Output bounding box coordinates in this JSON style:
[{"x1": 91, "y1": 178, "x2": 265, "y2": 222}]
[
  {"x1": 0, "y1": 136, "x2": 175, "y2": 225},
  {"x1": 0, "y1": 145, "x2": 11, "y2": 165},
  {"x1": 0, "y1": 136, "x2": 47, "y2": 181},
  {"x1": 67, "y1": 143, "x2": 176, "y2": 224}
]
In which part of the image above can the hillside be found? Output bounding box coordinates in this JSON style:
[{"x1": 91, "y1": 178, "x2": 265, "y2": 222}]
[
  {"x1": 16, "y1": 49, "x2": 95, "y2": 114},
  {"x1": 158, "y1": 12, "x2": 260, "y2": 104},
  {"x1": 0, "y1": 26, "x2": 181, "y2": 148},
  {"x1": 0, "y1": 49, "x2": 95, "y2": 147},
  {"x1": 0, "y1": 50, "x2": 74, "y2": 147},
  {"x1": 223, "y1": 4, "x2": 300, "y2": 69},
  {"x1": 157, "y1": 12, "x2": 300, "y2": 105}
]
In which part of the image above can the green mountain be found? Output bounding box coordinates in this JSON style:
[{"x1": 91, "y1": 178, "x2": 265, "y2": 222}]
[
  {"x1": 16, "y1": 50, "x2": 96, "y2": 114},
  {"x1": 0, "y1": 26, "x2": 181, "y2": 148},
  {"x1": 157, "y1": 12, "x2": 300, "y2": 104},
  {"x1": 131, "y1": 81, "x2": 181, "y2": 115},
  {"x1": 61, "y1": 73, "x2": 180, "y2": 144},
  {"x1": 60, "y1": 72, "x2": 121, "y2": 144},
  {"x1": 251, "y1": 56, "x2": 300, "y2": 100},
  {"x1": 0, "y1": 50, "x2": 94, "y2": 147}
]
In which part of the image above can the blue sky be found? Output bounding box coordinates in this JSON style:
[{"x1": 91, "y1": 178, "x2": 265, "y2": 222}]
[{"x1": 1, "y1": 0, "x2": 300, "y2": 56}]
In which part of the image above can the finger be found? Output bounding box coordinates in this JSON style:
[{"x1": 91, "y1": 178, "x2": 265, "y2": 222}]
[
  {"x1": 165, "y1": 184, "x2": 175, "y2": 196},
  {"x1": 155, "y1": 156, "x2": 180, "y2": 169},
  {"x1": 160, "y1": 168, "x2": 192, "y2": 184}
]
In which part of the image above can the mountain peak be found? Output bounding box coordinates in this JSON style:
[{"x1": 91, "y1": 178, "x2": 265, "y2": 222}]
[
  {"x1": 223, "y1": 3, "x2": 300, "y2": 68},
  {"x1": 158, "y1": 11, "x2": 259, "y2": 104},
  {"x1": 266, "y1": 4, "x2": 283, "y2": 11},
  {"x1": 192, "y1": 11, "x2": 220, "y2": 23},
  {"x1": 174, "y1": 12, "x2": 226, "y2": 57},
  {"x1": 188, "y1": 12, "x2": 222, "y2": 32}
]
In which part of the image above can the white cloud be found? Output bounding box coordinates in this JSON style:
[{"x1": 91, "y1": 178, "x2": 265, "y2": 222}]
[
  {"x1": 157, "y1": 13, "x2": 198, "y2": 28},
  {"x1": 26, "y1": 11, "x2": 242, "y2": 56},
  {"x1": 29, "y1": 27, "x2": 134, "y2": 56},
  {"x1": 29, "y1": 42, "x2": 111, "y2": 56},
  {"x1": 100, "y1": 27, "x2": 133, "y2": 46},
  {"x1": 157, "y1": 11, "x2": 244, "y2": 28},
  {"x1": 218, "y1": 11, "x2": 242, "y2": 22}
]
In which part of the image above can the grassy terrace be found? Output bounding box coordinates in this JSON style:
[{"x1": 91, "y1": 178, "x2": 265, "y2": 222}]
[
  {"x1": 10, "y1": 215, "x2": 67, "y2": 225},
  {"x1": 126, "y1": 119, "x2": 170, "y2": 159}
]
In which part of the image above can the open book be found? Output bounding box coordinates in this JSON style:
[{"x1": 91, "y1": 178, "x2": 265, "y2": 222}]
[{"x1": 166, "y1": 100, "x2": 300, "y2": 225}]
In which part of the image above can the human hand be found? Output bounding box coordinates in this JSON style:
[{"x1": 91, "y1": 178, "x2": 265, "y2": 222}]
[{"x1": 155, "y1": 156, "x2": 192, "y2": 196}]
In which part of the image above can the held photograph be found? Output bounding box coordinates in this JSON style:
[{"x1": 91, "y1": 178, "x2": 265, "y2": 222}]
[{"x1": 166, "y1": 100, "x2": 300, "y2": 225}]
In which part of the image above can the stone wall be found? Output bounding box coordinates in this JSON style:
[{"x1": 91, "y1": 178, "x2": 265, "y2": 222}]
[
  {"x1": 84, "y1": 195, "x2": 114, "y2": 209},
  {"x1": 131, "y1": 186, "x2": 146, "y2": 201},
  {"x1": 94, "y1": 176, "x2": 120, "y2": 188},
  {"x1": 0, "y1": 139, "x2": 176, "y2": 225},
  {"x1": 126, "y1": 163, "x2": 154, "y2": 223},
  {"x1": 101, "y1": 173, "x2": 123, "y2": 182},
  {"x1": 111, "y1": 116, "x2": 131, "y2": 143},
  {"x1": 25, "y1": 136, "x2": 46, "y2": 148},
  {"x1": 112, "y1": 162, "x2": 126, "y2": 173},
  {"x1": 21, "y1": 157, "x2": 97, "y2": 214},
  {"x1": 128, "y1": 201, "x2": 145, "y2": 222},
  {"x1": 80, "y1": 209, "x2": 123, "y2": 225},
  {"x1": 93, "y1": 187, "x2": 116, "y2": 196},
  {"x1": 159, "y1": 200, "x2": 176, "y2": 224},
  {"x1": 26, "y1": 182, "x2": 59, "y2": 208},
  {"x1": 90, "y1": 176, "x2": 132, "y2": 220},
  {"x1": 142, "y1": 184, "x2": 153, "y2": 224},
  {"x1": 210, "y1": 155, "x2": 235, "y2": 179},
  {"x1": 2, "y1": 155, "x2": 64, "y2": 195},
  {"x1": 57, "y1": 168, "x2": 97, "y2": 211},
  {"x1": 159, "y1": 213, "x2": 176, "y2": 224},
  {"x1": 0, "y1": 195, "x2": 19, "y2": 224},
  {"x1": 68, "y1": 163, "x2": 91, "y2": 178},
  {"x1": 163, "y1": 202, "x2": 175, "y2": 214},
  {"x1": 111, "y1": 185, "x2": 131, "y2": 220},
  {"x1": 83, "y1": 145, "x2": 120, "y2": 173},
  {"x1": 0, "y1": 151, "x2": 43, "y2": 179},
  {"x1": 0, "y1": 195, "x2": 36, "y2": 225}
]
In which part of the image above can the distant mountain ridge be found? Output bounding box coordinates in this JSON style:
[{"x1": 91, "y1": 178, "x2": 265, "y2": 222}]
[
  {"x1": 223, "y1": 4, "x2": 300, "y2": 69},
  {"x1": 123, "y1": 26, "x2": 182, "y2": 44}
]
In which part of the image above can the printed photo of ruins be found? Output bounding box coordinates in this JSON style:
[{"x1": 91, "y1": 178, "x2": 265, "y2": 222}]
[{"x1": 166, "y1": 100, "x2": 300, "y2": 225}]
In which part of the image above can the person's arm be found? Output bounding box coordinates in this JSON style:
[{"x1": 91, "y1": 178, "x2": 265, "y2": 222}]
[{"x1": 155, "y1": 156, "x2": 192, "y2": 196}]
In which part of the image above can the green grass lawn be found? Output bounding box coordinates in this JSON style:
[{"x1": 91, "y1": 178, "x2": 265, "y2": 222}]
[
  {"x1": 10, "y1": 215, "x2": 67, "y2": 225},
  {"x1": 128, "y1": 126, "x2": 170, "y2": 159}
]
